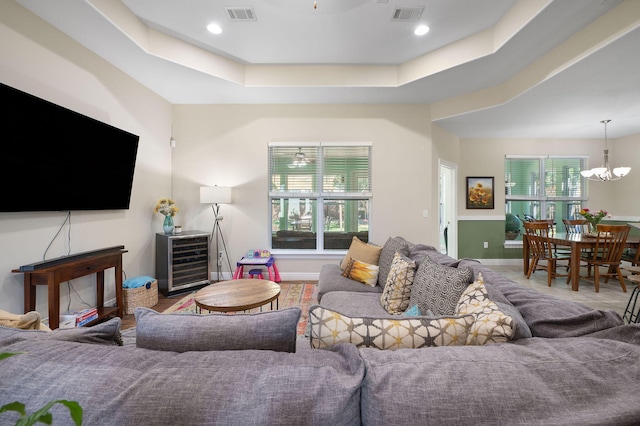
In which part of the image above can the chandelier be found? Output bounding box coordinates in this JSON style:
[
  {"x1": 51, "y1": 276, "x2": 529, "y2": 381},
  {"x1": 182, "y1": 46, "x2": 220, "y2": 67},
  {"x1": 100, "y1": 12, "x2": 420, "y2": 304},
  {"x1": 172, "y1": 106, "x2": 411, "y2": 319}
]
[{"x1": 580, "y1": 120, "x2": 631, "y2": 181}]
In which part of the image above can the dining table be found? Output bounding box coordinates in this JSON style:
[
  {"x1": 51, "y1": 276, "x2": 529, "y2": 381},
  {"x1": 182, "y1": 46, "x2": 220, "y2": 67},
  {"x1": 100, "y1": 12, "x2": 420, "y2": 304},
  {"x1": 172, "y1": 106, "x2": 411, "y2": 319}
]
[{"x1": 522, "y1": 232, "x2": 640, "y2": 291}]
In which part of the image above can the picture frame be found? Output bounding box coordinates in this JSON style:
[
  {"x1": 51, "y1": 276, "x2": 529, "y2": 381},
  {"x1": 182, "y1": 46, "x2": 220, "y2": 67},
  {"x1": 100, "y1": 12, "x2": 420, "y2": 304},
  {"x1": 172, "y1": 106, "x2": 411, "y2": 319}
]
[{"x1": 466, "y1": 177, "x2": 494, "y2": 209}]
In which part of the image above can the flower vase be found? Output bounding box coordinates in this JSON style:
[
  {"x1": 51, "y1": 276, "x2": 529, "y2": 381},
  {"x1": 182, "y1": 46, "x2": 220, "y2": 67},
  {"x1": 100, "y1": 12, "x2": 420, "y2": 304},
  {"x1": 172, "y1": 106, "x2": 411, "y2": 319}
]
[
  {"x1": 588, "y1": 222, "x2": 599, "y2": 237},
  {"x1": 163, "y1": 215, "x2": 175, "y2": 234}
]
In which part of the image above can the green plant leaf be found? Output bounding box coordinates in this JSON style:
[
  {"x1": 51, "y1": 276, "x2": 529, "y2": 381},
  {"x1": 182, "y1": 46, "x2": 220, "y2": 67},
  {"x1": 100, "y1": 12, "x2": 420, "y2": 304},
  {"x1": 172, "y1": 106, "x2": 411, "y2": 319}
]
[
  {"x1": 0, "y1": 401, "x2": 26, "y2": 416},
  {"x1": 0, "y1": 352, "x2": 24, "y2": 361}
]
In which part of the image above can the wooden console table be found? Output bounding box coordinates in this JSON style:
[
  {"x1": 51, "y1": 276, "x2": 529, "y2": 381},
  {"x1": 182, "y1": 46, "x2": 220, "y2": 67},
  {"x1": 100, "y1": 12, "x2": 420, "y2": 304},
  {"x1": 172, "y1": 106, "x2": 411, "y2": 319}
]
[{"x1": 13, "y1": 246, "x2": 127, "y2": 329}]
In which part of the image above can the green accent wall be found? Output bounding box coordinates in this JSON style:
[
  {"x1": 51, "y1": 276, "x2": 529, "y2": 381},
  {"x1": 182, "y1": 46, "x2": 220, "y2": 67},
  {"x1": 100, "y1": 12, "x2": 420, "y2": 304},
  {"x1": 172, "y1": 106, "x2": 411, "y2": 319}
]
[
  {"x1": 458, "y1": 220, "x2": 523, "y2": 260},
  {"x1": 457, "y1": 219, "x2": 639, "y2": 260}
]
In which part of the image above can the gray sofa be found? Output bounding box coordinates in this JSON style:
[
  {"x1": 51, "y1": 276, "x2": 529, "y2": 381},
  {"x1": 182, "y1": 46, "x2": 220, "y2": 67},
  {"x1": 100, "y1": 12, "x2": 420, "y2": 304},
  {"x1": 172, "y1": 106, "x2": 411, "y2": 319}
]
[{"x1": 1, "y1": 236, "x2": 640, "y2": 425}]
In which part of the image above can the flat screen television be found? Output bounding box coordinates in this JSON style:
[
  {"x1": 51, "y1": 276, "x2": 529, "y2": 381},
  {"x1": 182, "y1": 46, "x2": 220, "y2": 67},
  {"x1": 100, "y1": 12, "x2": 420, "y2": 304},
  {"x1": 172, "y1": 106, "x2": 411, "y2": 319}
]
[{"x1": 1, "y1": 82, "x2": 139, "y2": 212}]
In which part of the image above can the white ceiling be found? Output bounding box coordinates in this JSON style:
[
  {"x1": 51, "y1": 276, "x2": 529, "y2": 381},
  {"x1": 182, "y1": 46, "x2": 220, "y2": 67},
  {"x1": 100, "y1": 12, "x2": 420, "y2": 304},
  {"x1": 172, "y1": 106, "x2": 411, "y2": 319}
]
[{"x1": 15, "y1": 0, "x2": 640, "y2": 139}]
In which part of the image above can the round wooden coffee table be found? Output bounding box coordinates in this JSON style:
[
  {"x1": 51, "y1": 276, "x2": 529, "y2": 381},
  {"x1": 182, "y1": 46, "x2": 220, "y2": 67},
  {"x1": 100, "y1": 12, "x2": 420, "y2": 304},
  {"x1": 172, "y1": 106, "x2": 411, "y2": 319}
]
[{"x1": 194, "y1": 279, "x2": 280, "y2": 313}]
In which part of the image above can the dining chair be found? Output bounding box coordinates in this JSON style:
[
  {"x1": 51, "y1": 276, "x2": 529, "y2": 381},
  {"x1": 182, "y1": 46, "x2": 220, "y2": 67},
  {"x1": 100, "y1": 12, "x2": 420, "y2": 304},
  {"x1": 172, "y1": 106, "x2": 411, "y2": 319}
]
[
  {"x1": 523, "y1": 221, "x2": 571, "y2": 286},
  {"x1": 562, "y1": 219, "x2": 588, "y2": 234},
  {"x1": 621, "y1": 242, "x2": 640, "y2": 266},
  {"x1": 577, "y1": 224, "x2": 630, "y2": 292},
  {"x1": 621, "y1": 265, "x2": 640, "y2": 323}
]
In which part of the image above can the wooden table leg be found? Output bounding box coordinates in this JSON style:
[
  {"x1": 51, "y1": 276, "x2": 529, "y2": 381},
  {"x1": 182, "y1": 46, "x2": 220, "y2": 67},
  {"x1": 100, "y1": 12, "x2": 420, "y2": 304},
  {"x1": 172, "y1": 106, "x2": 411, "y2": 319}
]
[
  {"x1": 523, "y1": 235, "x2": 530, "y2": 275},
  {"x1": 570, "y1": 242, "x2": 581, "y2": 291},
  {"x1": 24, "y1": 274, "x2": 36, "y2": 313},
  {"x1": 48, "y1": 272, "x2": 60, "y2": 330}
]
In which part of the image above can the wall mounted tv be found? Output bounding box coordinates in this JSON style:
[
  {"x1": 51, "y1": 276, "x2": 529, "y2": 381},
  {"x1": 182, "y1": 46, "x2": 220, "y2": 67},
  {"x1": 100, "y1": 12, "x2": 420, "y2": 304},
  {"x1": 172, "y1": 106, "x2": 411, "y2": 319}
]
[{"x1": 1, "y1": 82, "x2": 140, "y2": 212}]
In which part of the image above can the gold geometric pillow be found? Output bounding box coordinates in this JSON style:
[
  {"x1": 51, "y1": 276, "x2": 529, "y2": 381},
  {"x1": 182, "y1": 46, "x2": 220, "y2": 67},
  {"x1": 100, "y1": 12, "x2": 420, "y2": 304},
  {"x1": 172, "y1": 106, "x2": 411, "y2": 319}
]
[
  {"x1": 339, "y1": 236, "x2": 382, "y2": 270},
  {"x1": 456, "y1": 273, "x2": 514, "y2": 345},
  {"x1": 308, "y1": 305, "x2": 474, "y2": 350},
  {"x1": 341, "y1": 258, "x2": 379, "y2": 287},
  {"x1": 380, "y1": 252, "x2": 416, "y2": 314}
]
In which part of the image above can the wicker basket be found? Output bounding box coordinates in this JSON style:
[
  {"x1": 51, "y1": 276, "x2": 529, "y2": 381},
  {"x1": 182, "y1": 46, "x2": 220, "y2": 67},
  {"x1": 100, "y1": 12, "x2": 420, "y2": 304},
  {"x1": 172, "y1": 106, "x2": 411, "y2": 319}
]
[{"x1": 123, "y1": 280, "x2": 159, "y2": 315}]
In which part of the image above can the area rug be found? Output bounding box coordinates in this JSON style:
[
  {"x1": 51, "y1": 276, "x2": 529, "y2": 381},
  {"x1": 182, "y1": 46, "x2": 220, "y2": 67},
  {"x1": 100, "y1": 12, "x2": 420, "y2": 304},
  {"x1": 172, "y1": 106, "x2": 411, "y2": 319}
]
[{"x1": 162, "y1": 282, "x2": 318, "y2": 336}]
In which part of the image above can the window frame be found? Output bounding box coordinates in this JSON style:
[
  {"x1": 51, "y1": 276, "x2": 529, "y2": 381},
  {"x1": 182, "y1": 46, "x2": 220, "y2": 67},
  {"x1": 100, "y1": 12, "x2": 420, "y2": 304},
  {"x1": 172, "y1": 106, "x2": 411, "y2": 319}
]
[
  {"x1": 268, "y1": 141, "x2": 373, "y2": 253},
  {"x1": 505, "y1": 155, "x2": 588, "y2": 231}
]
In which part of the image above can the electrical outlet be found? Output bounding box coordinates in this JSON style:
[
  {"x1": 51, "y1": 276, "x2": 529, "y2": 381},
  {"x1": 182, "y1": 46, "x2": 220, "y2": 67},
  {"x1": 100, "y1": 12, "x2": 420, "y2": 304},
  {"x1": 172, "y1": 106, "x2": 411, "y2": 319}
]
[
  {"x1": 219, "y1": 251, "x2": 224, "y2": 259},
  {"x1": 483, "y1": 242, "x2": 489, "y2": 249}
]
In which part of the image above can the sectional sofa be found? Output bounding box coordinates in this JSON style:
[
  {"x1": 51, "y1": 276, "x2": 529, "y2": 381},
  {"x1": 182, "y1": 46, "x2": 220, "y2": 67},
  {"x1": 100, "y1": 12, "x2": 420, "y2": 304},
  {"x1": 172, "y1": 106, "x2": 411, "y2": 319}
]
[{"x1": 1, "y1": 236, "x2": 639, "y2": 425}]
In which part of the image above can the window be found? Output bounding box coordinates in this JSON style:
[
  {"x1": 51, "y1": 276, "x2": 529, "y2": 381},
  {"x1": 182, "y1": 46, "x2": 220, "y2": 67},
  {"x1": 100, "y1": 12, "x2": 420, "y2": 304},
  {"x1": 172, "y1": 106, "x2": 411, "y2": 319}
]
[
  {"x1": 269, "y1": 142, "x2": 372, "y2": 250},
  {"x1": 505, "y1": 156, "x2": 588, "y2": 234}
]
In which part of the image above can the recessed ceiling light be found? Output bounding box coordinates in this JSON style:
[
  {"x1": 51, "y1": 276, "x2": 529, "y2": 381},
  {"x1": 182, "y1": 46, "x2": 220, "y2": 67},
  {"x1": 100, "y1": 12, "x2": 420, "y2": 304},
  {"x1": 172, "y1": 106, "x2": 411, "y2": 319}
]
[
  {"x1": 207, "y1": 23, "x2": 222, "y2": 35},
  {"x1": 414, "y1": 25, "x2": 429, "y2": 36}
]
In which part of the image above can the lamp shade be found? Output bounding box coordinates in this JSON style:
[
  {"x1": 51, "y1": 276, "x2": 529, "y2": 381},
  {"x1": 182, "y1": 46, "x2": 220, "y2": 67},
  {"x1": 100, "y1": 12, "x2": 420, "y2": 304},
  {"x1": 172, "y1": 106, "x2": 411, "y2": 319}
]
[{"x1": 200, "y1": 186, "x2": 232, "y2": 204}]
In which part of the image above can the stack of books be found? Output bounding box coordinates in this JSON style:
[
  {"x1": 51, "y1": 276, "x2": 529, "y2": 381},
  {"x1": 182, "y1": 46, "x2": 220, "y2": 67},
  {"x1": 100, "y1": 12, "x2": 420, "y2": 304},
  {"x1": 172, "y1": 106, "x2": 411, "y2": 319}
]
[{"x1": 75, "y1": 308, "x2": 98, "y2": 327}]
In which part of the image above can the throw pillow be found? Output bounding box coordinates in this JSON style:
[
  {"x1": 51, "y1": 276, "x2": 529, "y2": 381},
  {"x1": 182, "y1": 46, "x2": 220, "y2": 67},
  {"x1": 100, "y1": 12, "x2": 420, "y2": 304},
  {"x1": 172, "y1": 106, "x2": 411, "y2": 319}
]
[
  {"x1": 380, "y1": 252, "x2": 416, "y2": 314},
  {"x1": 339, "y1": 236, "x2": 382, "y2": 270},
  {"x1": 135, "y1": 307, "x2": 301, "y2": 353},
  {"x1": 341, "y1": 258, "x2": 380, "y2": 287},
  {"x1": 377, "y1": 237, "x2": 410, "y2": 288},
  {"x1": 456, "y1": 273, "x2": 515, "y2": 345},
  {"x1": 308, "y1": 305, "x2": 473, "y2": 350},
  {"x1": 0, "y1": 317, "x2": 122, "y2": 345},
  {"x1": 402, "y1": 305, "x2": 422, "y2": 317},
  {"x1": 408, "y1": 256, "x2": 474, "y2": 316}
]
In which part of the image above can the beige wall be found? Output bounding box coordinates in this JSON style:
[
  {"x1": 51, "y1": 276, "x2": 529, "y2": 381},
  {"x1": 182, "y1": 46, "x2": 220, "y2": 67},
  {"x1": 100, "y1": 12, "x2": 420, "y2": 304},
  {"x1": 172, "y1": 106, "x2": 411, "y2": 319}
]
[
  {"x1": 458, "y1": 136, "x2": 640, "y2": 219},
  {"x1": 0, "y1": 1, "x2": 172, "y2": 316},
  {"x1": 2, "y1": 1, "x2": 638, "y2": 317},
  {"x1": 170, "y1": 104, "x2": 436, "y2": 278}
]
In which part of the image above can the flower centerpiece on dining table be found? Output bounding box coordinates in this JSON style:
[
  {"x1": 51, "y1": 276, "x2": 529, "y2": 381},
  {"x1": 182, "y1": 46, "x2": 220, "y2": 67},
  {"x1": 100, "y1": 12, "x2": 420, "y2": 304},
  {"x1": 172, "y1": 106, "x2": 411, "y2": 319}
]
[
  {"x1": 578, "y1": 208, "x2": 609, "y2": 236},
  {"x1": 154, "y1": 198, "x2": 179, "y2": 234}
]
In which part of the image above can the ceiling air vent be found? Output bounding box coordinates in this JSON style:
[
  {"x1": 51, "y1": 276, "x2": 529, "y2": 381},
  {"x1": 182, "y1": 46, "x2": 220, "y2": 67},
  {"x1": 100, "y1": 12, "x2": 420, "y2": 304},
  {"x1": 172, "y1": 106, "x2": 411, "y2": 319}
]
[
  {"x1": 391, "y1": 7, "x2": 423, "y2": 21},
  {"x1": 224, "y1": 7, "x2": 256, "y2": 21}
]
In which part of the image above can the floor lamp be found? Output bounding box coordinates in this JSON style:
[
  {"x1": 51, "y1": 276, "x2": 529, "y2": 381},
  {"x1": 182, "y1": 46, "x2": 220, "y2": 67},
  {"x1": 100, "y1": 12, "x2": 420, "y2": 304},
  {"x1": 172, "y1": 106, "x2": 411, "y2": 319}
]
[{"x1": 200, "y1": 186, "x2": 233, "y2": 281}]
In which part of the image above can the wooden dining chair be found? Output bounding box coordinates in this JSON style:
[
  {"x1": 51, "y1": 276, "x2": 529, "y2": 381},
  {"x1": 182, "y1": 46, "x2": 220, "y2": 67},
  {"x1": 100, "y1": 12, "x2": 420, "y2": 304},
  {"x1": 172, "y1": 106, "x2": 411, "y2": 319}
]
[
  {"x1": 562, "y1": 219, "x2": 588, "y2": 234},
  {"x1": 523, "y1": 221, "x2": 570, "y2": 286},
  {"x1": 577, "y1": 224, "x2": 630, "y2": 292}
]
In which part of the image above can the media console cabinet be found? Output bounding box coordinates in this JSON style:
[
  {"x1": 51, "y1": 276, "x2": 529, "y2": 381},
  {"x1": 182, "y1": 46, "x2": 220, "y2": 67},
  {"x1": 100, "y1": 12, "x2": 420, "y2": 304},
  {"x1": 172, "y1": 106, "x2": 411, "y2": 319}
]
[{"x1": 13, "y1": 246, "x2": 127, "y2": 329}]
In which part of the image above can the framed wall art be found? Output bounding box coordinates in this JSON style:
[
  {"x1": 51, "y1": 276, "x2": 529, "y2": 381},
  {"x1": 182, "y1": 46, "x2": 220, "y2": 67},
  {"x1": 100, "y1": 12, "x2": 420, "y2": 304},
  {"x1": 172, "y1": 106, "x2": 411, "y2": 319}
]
[{"x1": 466, "y1": 177, "x2": 494, "y2": 209}]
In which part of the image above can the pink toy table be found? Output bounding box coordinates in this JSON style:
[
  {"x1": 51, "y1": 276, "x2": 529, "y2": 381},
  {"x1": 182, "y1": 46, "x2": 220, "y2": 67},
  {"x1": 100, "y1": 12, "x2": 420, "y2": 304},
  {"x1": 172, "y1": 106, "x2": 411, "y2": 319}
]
[{"x1": 233, "y1": 256, "x2": 281, "y2": 283}]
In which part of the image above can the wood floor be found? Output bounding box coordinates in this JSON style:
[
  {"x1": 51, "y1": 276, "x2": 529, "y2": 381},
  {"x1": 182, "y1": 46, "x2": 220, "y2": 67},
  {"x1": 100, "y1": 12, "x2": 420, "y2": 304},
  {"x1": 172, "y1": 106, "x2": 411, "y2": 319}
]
[{"x1": 121, "y1": 293, "x2": 177, "y2": 330}]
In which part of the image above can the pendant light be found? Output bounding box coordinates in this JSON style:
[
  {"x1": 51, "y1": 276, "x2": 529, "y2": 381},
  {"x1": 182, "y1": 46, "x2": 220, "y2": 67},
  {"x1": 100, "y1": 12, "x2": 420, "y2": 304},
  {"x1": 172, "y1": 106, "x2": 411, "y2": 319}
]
[{"x1": 580, "y1": 120, "x2": 630, "y2": 181}]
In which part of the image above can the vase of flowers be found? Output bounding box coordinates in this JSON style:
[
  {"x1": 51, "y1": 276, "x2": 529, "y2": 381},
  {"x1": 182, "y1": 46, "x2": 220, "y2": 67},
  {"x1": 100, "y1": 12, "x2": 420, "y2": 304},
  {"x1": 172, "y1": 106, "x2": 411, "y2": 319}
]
[
  {"x1": 578, "y1": 208, "x2": 608, "y2": 236},
  {"x1": 154, "y1": 198, "x2": 179, "y2": 234}
]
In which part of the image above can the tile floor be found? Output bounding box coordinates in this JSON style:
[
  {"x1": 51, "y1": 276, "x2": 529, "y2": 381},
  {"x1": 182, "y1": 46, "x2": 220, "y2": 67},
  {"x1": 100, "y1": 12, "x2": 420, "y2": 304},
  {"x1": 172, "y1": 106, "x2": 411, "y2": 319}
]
[{"x1": 488, "y1": 263, "x2": 636, "y2": 318}]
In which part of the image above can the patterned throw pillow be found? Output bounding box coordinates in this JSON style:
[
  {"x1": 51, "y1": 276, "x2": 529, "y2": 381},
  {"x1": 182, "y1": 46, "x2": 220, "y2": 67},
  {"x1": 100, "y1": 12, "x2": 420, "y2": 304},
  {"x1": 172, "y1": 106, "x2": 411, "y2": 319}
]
[
  {"x1": 377, "y1": 237, "x2": 410, "y2": 288},
  {"x1": 341, "y1": 258, "x2": 380, "y2": 287},
  {"x1": 380, "y1": 252, "x2": 416, "y2": 314},
  {"x1": 408, "y1": 256, "x2": 474, "y2": 316},
  {"x1": 339, "y1": 236, "x2": 382, "y2": 270},
  {"x1": 308, "y1": 305, "x2": 473, "y2": 350},
  {"x1": 456, "y1": 273, "x2": 515, "y2": 345}
]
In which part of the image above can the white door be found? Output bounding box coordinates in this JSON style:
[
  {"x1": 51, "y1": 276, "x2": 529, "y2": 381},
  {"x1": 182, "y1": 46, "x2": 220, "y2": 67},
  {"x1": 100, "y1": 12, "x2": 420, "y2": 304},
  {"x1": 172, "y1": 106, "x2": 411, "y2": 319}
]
[{"x1": 439, "y1": 160, "x2": 457, "y2": 258}]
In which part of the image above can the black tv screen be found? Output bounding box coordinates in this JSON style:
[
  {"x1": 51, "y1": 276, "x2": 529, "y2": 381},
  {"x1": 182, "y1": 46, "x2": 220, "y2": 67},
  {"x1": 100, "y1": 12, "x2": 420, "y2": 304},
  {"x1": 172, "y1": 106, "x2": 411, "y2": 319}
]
[{"x1": 1, "y1": 82, "x2": 139, "y2": 212}]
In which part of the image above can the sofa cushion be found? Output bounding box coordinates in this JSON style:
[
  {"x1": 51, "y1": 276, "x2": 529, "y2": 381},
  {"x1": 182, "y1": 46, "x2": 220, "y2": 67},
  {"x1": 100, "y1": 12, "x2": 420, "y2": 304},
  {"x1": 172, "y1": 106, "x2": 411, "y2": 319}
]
[
  {"x1": 308, "y1": 305, "x2": 473, "y2": 350},
  {"x1": 380, "y1": 252, "x2": 416, "y2": 314},
  {"x1": 0, "y1": 317, "x2": 121, "y2": 345},
  {"x1": 135, "y1": 307, "x2": 301, "y2": 353},
  {"x1": 317, "y1": 264, "x2": 383, "y2": 302},
  {"x1": 341, "y1": 258, "x2": 379, "y2": 287},
  {"x1": 377, "y1": 237, "x2": 410, "y2": 287},
  {"x1": 408, "y1": 256, "x2": 474, "y2": 316},
  {"x1": 340, "y1": 236, "x2": 382, "y2": 270},
  {"x1": 0, "y1": 328, "x2": 365, "y2": 426},
  {"x1": 320, "y1": 291, "x2": 392, "y2": 317}
]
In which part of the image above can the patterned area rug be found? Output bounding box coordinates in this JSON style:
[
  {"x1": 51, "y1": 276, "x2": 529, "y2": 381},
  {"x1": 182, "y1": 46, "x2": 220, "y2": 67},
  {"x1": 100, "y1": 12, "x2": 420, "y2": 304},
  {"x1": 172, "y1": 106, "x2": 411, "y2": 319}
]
[{"x1": 162, "y1": 282, "x2": 318, "y2": 336}]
